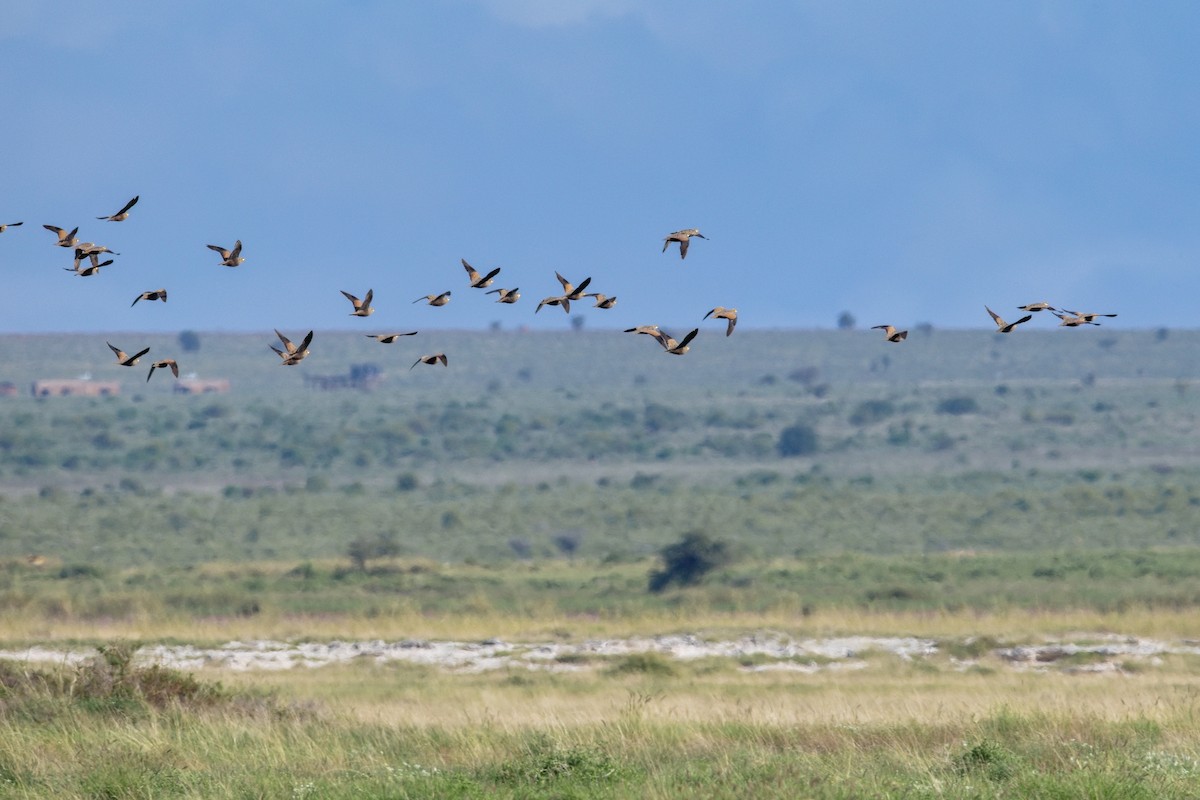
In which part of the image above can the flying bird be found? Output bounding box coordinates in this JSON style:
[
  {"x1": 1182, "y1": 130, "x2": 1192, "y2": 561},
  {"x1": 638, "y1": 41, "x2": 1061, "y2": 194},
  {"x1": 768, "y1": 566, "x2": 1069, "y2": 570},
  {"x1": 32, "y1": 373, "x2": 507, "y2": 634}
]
[
  {"x1": 64, "y1": 259, "x2": 113, "y2": 277},
  {"x1": 555, "y1": 272, "x2": 592, "y2": 301},
  {"x1": 411, "y1": 353, "x2": 448, "y2": 369},
  {"x1": 1060, "y1": 309, "x2": 1117, "y2": 324},
  {"x1": 462, "y1": 259, "x2": 501, "y2": 288},
  {"x1": 414, "y1": 291, "x2": 451, "y2": 306},
  {"x1": 43, "y1": 225, "x2": 79, "y2": 248},
  {"x1": 132, "y1": 289, "x2": 167, "y2": 306},
  {"x1": 624, "y1": 325, "x2": 661, "y2": 337},
  {"x1": 97, "y1": 195, "x2": 139, "y2": 221},
  {"x1": 73, "y1": 243, "x2": 119, "y2": 269},
  {"x1": 871, "y1": 324, "x2": 908, "y2": 342},
  {"x1": 270, "y1": 329, "x2": 313, "y2": 365},
  {"x1": 535, "y1": 295, "x2": 571, "y2": 314},
  {"x1": 340, "y1": 289, "x2": 374, "y2": 317},
  {"x1": 365, "y1": 332, "x2": 418, "y2": 343},
  {"x1": 985, "y1": 306, "x2": 1032, "y2": 333},
  {"x1": 207, "y1": 240, "x2": 244, "y2": 267},
  {"x1": 1017, "y1": 302, "x2": 1057, "y2": 313},
  {"x1": 662, "y1": 228, "x2": 707, "y2": 259},
  {"x1": 585, "y1": 293, "x2": 617, "y2": 309},
  {"x1": 107, "y1": 342, "x2": 149, "y2": 367},
  {"x1": 703, "y1": 306, "x2": 738, "y2": 336},
  {"x1": 1053, "y1": 311, "x2": 1101, "y2": 327},
  {"x1": 146, "y1": 358, "x2": 179, "y2": 381},
  {"x1": 0, "y1": 222, "x2": 22, "y2": 233},
  {"x1": 657, "y1": 328, "x2": 699, "y2": 355},
  {"x1": 486, "y1": 287, "x2": 521, "y2": 304}
]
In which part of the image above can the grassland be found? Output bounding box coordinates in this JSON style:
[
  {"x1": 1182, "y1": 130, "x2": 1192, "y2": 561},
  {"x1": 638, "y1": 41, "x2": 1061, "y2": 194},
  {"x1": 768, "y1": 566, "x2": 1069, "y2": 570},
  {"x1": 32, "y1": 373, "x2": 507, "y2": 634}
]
[{"x1": 1, "y1": 327, "x2": 1199, "y2": 795}]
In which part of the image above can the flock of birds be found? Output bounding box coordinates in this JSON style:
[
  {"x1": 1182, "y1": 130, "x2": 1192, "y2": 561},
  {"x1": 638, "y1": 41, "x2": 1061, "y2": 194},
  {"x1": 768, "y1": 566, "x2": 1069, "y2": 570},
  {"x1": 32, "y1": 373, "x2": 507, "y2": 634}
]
[{"x1": 1, "y1": 202, "x2": 1118, "y2": 381}]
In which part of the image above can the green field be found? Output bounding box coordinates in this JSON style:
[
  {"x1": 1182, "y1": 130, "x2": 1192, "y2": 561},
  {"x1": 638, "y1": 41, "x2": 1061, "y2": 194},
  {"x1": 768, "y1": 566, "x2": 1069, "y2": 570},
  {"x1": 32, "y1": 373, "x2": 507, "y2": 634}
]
[{"x1": 2, "y1": 327, "x2": 1200, "y2": 796}]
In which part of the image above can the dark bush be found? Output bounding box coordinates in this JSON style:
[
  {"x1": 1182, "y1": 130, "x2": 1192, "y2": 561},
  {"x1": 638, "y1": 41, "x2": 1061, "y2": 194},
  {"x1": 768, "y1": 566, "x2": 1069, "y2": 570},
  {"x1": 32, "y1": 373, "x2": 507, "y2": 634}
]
[
  {"x1": 778, "y1": 423, "x2": 818, "y2": 457},
  {"x1": 936, "y1": 396, "x2": 979, "y2": 415},
  {"x1": 648, "y1": 531, "x2": 732, "y2": 592},
  {"x1": 848, "y1": 399, "x2": 895, "y2": 426}
]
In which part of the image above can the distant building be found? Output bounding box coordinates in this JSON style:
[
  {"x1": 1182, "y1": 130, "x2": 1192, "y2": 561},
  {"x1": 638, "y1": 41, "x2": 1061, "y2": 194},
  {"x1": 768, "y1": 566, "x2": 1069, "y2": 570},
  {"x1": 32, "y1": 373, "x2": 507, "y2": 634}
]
[
  {"x1": 174, "y1": 378, "x2": 231, "y2": 395},
  {"x1": 31, "y1": 379, "x2": 120, "y2": 397}
]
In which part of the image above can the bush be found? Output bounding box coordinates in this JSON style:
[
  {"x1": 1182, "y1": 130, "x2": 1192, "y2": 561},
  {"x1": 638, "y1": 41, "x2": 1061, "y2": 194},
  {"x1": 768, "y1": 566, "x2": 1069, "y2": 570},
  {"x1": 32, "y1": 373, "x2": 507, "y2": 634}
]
[
  {"x1": 778, "y1": 423, "x2": 818, "y2": 457},
  {"x1": 648, "y1": 532, "x2": 732, "y2": 592},
  {"x1": 936, "y1": 396, "x2": 979, "y2": 415},
  {"x1": 848, "y1": 399, "x2": 895, "y2": 426}
]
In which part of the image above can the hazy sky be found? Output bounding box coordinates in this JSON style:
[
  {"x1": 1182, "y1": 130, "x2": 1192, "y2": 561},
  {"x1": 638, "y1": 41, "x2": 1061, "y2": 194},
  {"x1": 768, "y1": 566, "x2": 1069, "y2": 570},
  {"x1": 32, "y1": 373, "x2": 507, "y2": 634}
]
[{"x1": 2, "y1": 1, "x2": 1197, "y2": 334}]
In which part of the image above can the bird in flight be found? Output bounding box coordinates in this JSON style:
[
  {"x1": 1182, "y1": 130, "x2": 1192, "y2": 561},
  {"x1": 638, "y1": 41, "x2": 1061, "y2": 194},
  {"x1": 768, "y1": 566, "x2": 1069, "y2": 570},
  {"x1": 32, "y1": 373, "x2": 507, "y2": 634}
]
[
  {"x1": 43, "y1": 225, "x2": 79, "y2": 248},
  {"x1": 585, "y1": 293, "x2": 617, "y2": 309},
  {"x1": 132, "y1": 289, "x2": 168, "y2": 306},
  {"x1": 656, "y1": 328, "x2": 699, "y2": 355},
  {"x1": 365, "y1": 332, "x2": 418, "y2": 343},
  {"x1": 0, "y1": 222, "x2": 23, "y2": 234},
  {"x1": 871, "y1": 324, "x2": 908, "y2": 342},
  {"x1": 414, "y1": 291, "x2": 451, "y2": 306},
  {"x1": 462, "y1": 259, "x2": 501, "y2": 288},
  {"x1": 486, "y1": 287, "x2": 521, "y2": 304},
  {"x1": 1053, "y1": 311, "x2": 1101, "y2": 327},
  {"x1": 341, "y1": 289, "x2": 375, "y2": 317},
  {"x1": 535, "y1": 295, "x2": 571, "y2": 314},
  {"x1": 555, "y1": 272, "x2": 592, "y2": 301},
  {"x1": 207, "y1": 240, "x2": 245, "y2": 267},
  {"x1": 64, "y1": 259, "x2": 114, "y2": 276},
  {"x1": 411, "y1": 353, "x2": 448, "y2": 369},
  {"x1": 985, "y1": 306, "x2": 1032, "y2": 333},
  {"x1": 270, "y1": 329, "x2": 313, "y2": 365},
  {"x1": 703, "y1": 306, "x2": 738, "y2": 336},
  {"x1": 662, "y1": 228, "x2": 707, "y2": 259},
  {"x1": 624, "y1": 324, "x2": 661, "y2": 337},
  {"x1": 1017, "y1": 302, "x2": 1056, "y2": 313},
  {"x1": 97, "y1": 196, "x2": 139, "y2": 221},
  {"x1": 147, "y1": 359, "x2": 179, "y2": 381},
  {"x1": 107, "y1": 342, "x2": 150, "y2": 367},
  {"x1": 1059, "y1": 309, "x2": 1117, "y2": 324}
]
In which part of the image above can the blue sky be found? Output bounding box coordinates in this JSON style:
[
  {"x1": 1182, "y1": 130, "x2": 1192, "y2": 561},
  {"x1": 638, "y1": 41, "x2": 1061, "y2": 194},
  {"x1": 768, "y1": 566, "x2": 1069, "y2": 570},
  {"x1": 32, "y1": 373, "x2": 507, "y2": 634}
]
[{"x1": 2, "y1": 1, "x2": 1197, "y2": 334}]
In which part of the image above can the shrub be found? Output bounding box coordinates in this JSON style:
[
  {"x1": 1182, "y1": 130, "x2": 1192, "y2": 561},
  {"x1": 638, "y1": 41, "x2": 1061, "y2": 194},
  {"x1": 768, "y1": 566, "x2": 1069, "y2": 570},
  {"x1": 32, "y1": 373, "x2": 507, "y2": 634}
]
[
  {"x1": 347, "y1": 532, "x2": 400, "y2": 571},
  {"x1": 778, "y1": 423, "x2": 818, "y2": 457},
  {"x1": 648, "y1": 531, "x2": 732, "y2": 592},
  {"x1": 937, "y1": 396, "x2": 979, "y2": 415},
  {"x1": 848, "y1": 399, "x2": 895, "y2": 426}
]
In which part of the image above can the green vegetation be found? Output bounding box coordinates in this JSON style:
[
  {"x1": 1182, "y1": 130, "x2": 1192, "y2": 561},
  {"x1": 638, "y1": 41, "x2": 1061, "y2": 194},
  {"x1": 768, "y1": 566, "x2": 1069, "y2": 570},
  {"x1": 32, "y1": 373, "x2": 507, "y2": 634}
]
[{"x1": 0, "y1": 329, "x2": 1198, "y2": 794}]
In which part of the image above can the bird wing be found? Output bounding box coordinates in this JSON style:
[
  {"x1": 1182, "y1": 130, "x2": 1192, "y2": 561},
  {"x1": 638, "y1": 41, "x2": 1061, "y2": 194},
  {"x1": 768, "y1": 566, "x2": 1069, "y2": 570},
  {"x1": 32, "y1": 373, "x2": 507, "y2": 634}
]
[
  {"x1": 274, "y1": 329, "x2": 296, "y2": 352},
  {"x1": 985, "y1": 306, "x2": 1003, "y2": 326},
  {"x1": 679, "y1": 238, "x2": 690, "y2": 259},
  {"x1": 118, "y1": 196, "x2": 139, "y2": 215},
  {"x1": 555, "y1": 272, "x2": 573, "y2": 293},
  {"x1": 107, "y1": 342, "x2": 124, "y2": 359},
  {"x1": 725, "y1": 316, "x2": 736, "y2": 336},
  {"x1": 230, "y1": 240, "x2": 242, "y2": 258},
  {"x1": 678, "y1": 328, "x2": 699, "y2": 348},
  {"x1": 481, "y1": 267, "x2": 501, "y2": 284},
  {"x1": 298, "y1": 331, "x2": 314, "y2": 352},
  {"x1": 207, "y1": 244, "x2": 227, "y2": 255},
  {"x1": 167, "y1": 360, "x2": 179, "y2": 378},
  {"x1": 130, "y1": 347, "x2": 151, "y2": 362}
]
